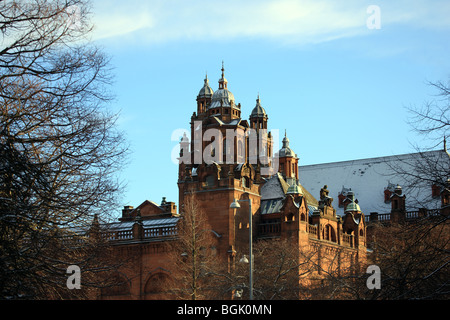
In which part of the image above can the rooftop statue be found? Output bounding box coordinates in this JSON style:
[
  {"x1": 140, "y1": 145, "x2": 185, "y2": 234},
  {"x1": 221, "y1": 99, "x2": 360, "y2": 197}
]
[{"x1": 320, "y1": 185, "x2": 333, "y2": 207}]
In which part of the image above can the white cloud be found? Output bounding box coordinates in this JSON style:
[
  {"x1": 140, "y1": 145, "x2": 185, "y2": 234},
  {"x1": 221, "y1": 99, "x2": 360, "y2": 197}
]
[
  {"x1": 91, "y1": 1, "x2": 154, "y2": 40},
  {"x1": 90, "y1": 0, "x2": 450, "y2": 45}
]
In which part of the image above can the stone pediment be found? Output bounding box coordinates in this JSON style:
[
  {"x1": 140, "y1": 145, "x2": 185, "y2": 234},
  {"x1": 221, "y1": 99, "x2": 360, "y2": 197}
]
[
  {"x1": 133, "y1": 200, "x2": 168, "y2": 219},
  {"x1": 234, "y1": 162, "x2": 254, "y2": 179}
]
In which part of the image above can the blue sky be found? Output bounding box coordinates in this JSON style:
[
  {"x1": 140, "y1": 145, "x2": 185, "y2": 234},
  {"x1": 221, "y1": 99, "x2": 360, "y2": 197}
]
[{"x1": 89, "y1": 0, "x2": 450, "y2": 218}]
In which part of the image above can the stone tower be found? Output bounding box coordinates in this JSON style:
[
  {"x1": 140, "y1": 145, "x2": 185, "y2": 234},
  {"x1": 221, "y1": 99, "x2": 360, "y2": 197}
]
[{"x1": 177, "y1": 64, "x2": 274, "y2": 267}]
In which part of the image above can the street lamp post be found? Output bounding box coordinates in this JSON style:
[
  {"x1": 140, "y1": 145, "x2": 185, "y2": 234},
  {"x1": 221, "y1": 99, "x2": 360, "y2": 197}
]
[{"x1": 230, "y1": 198, "x2": 253, "y2": 300}]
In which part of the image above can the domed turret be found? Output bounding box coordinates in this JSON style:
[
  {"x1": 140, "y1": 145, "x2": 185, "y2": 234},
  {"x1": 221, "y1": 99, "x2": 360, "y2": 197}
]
[
  {"x1": 198, "y1": 74, "x2": 214, "y2": 98},
  {"x1": 250, "y1": 94, "x2": 268, "y2": 130},
  {"x1": 251, "y1": 95, "x2": 267, "y2": 118},
  {"x1": 209, "y1": 88, "x2": 235, "y2": 108},
  {"x1": 196, "y1": 74, "x2": 214, "y2": 115},
  {"x1": 207, "y1": 62, "x2": 241, "y2": 121},
  {"x1": 209, "y1": 62, "x2": 236, "y2": 109},
  {"x1": 279, "y1": 131, "x2": 296, "y2": 158},
  {"x1": 345, "y1": 201, "x2": 361, "y2": 213},
  {"x1": 277, "y1": 131, "x2": 298, "y2": 179},
  {"x1": 345, "y1": 191, "x2": 361, "y2": 213},
  {"x1": 287, "y1": 182, "x2": 302, "y2": 195}
]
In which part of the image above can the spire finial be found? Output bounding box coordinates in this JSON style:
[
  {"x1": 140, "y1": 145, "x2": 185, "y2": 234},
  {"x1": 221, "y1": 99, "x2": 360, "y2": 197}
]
[
  {"x1": 445, "y1": 135, "x2": 447, "y2": 151},
  {"x1": 219, "y1": 61, "x2": 227, "y2": 89},
  {"x1": 222, "y1": 60, "x2": 225, "y2": 79},
  {"x1": 282, "y1": 130, "x2": 289, "y2": 148}
]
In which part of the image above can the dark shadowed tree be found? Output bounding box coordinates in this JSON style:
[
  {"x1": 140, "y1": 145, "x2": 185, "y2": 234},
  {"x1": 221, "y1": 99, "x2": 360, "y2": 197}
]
[
  {"x1": 0, "y1": 0, "x2": 128, "y2": 299},
  {"x1": 366, "y1": 220, "x2": 450, "y2": 299},
  {"x1": 408, "y1": 79, "x2": 450, "y2": 147},
  {"x1": 396, "y1": 78, "x2": 450, "y2": 209},
  {"x1": 360, "y1": 78, "x2": 450, "y2": 300}
]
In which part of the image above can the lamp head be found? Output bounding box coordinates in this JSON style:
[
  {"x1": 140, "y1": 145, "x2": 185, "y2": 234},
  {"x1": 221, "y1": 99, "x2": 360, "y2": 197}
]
[{"x1": 230, "y1": 199, "x2": 241, "y2": 209}]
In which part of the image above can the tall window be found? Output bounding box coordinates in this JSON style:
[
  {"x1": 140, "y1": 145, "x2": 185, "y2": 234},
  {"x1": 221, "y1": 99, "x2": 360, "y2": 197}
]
[
  {"x1": 206, "y1": 175, "x2": 215, "y2": 187},
  {"x1": 238, "y1": 140, "x2": 244, "y2": 163},
  {"x1": 242, "y1": 176, "x2": 249, "y2": 188},
  {"x1": 223, "y1": 138, "x2": 228, "y2": 163},
  {"x1": 324, "y1": 224, "x2": 337, "y2": 242}
]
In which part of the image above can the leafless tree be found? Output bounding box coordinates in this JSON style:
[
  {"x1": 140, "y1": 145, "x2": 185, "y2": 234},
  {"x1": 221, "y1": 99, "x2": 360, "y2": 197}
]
[
  {"x1": 235, "y1": 238, "x2": 361, "y2": 300},
  {"x1": 361, "y1": 78, "x2": 450, "y2": 300},
  {"x1": 395, "y1": 78, "x2": 450, "y2": 209},
  {"x1": 386, "y1": 150, "x2": 450, "y2": 210},
  {"x1": 408, "y1": 79, "x2": 450, "y2": 148},
  {"x1": 166, "y1": 194, "x2": 225, "y2": 300},
  {"x1": 366, "y1": 219, "x2": 450, "y2": 299},
  {"x1": 0, "y1": 0, "x2": 128, "y2": 299},
  {"x1": 250, "y1": 238, "x2": 311, "y2": 300}
]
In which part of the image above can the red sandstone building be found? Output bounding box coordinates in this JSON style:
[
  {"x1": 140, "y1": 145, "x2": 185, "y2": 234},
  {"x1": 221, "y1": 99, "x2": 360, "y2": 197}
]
[{"x1": 99, "y1": 65, "x2": 371, "y2": 299}]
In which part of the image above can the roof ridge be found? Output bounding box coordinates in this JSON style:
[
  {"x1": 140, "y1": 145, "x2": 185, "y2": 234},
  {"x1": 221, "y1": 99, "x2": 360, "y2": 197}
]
[{"x1": 299, "y1": 149, "x2": 447, "y2": 170}]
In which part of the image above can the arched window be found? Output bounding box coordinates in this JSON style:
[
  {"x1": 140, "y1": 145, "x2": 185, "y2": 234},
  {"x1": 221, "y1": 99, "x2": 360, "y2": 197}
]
[
  {"x1": 205, "y1": 175, "x2": 215, "y2": 187},
  {"x1": 223, "y1": 138, "x2": 232, "y2": 163},
  {"x1": 144, "y1": 273, "x2": 170, "y2": 294},
  {"x1": 238, "y1": 140, "x2": 244, "y2": 163},
  {"x1": 222, "y1": 138, "x2": 227, "y2": 162},
  {"x1": 393, "y1": 199, "x2": 398, "y2": 209},
  {"x1": 443, "y1": 193, "x2": 449, "y2": 206},
  {"x1": 242, "y1": 176, "x2": 250, "y2": 188},
  {"x1": 324, "y1": 224, "x2": 337, "y2": 242}
]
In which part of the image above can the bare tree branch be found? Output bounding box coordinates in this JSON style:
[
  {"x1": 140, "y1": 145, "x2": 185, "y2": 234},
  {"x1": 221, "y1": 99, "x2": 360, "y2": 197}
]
[{"x1": 0, "y1": 0, "x2": 128, "y2": 299}]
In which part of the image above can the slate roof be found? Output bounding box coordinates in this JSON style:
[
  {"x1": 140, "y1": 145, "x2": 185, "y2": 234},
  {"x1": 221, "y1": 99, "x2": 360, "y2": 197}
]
[
  {"x1": 299, "y1": 149, "x2": 450, "y2": 216},
  {"x1": 260, "y1": 198, "x2": 284, "y2": 215},
  {"x1": 102, "y1": 217, "x2": 179, "y2": 232},
  {"x1": 260, "y1": 172, "x2": 318, "y2": 215}
]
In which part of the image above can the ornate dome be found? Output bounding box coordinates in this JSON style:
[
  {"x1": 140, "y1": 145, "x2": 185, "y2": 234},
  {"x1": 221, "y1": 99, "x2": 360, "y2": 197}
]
[
  {"x1": 250, "y1": 95, "x2": 267, "y2": 118},
  {"x1": 345, "y1": 191, "x2": 361, "y2": 213},
  {"x1": 287, "y1": 182, "x2": 302, "y2": 195},
  {"x1": 209, "y1": 88, "x2": 235, "y2": 108},
  {"x1": 279, "y1": 131, "x2": 296, "y2": 158},
  {"x1": 208, "y1": 63, "x2": 236, "y2": 109},
  {"x1": 345, "y1": 201, "x2": 361, "y2": 213},
  {"x1": 198, "y1": 74, "x2": 214, "y2": 98}
]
